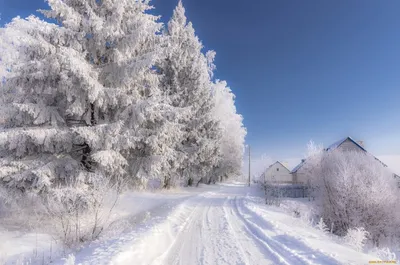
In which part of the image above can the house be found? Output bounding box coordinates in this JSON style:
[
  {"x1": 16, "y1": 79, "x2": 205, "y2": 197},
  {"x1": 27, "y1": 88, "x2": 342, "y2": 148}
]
[
  {"x1": 291, "y1": 136, "x2": 389, "y2": 184},
  {"x1": 261, "y1": 161, "x2": 293, "y2": 184}
]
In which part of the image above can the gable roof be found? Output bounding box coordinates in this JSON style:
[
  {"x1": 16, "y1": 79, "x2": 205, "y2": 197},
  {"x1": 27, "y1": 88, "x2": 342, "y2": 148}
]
[
  {"x1": 325, "y1": 137, "x2": 366, "y2": 152},
  {"x1": 290, "y1": 136, "x2": 387, "y2": 173},
  {"x1": 266, "y1": 161, "x2": 291, "y2": 172}
]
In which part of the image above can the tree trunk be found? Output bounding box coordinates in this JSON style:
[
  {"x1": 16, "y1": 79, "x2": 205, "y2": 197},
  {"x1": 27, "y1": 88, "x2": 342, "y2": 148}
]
[
  {"x1": 81, "y1": 103, "x2": 96, "y2": 172},
  {"x1": 196, "y1": 179, "x2": 202, "y2": 187},
  {"x1": 188, "y1": 177, "x2": 193, "y2": 186},
  {"x1": 163, "y1": 176, "x2": 171, "y2": 189},
  {"x1": 207, "y1": 177, "x2": 212, "y2": 185}
]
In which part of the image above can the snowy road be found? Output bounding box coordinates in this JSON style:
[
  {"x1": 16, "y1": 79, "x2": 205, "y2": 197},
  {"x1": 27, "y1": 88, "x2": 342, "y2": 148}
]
[
  {"x1": 58, "y1": 183, "x2": 378, "y2": 265},
  {"x1": 131, "y1": 185, "x2": 339, "y2": 265}
]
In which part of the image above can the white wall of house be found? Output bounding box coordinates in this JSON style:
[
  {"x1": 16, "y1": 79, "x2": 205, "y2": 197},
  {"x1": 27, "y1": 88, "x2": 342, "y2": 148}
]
[
  {"x1": 292, "y1": 170, "x2": 308, "y2": 184},
  {"x1": 264, "y1": 162, "x2": 293, "y2": 183}
]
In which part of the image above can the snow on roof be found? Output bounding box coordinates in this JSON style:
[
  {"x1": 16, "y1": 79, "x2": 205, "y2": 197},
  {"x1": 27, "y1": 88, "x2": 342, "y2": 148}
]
[
  {"x1": 291, "y1": 136, "x2": 386, "y2": 173},
  {"x1": 266, "y1": 161, "x2": 290, "y2": 172},
  {"x1": 276, "y1": 161, "x2": 290, "y2": 171},
  {"x1": 325, "y1": 137, "x2": 366, "y2": 152},
  {"x1": 291, "y1": 160, "x2": 305, "y2": 173}
]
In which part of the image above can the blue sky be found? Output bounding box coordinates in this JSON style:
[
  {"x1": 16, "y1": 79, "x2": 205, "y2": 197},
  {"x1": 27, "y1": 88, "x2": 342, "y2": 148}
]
[{"x1": 1, "y1": 0, "x2": 400, "y2": 170}]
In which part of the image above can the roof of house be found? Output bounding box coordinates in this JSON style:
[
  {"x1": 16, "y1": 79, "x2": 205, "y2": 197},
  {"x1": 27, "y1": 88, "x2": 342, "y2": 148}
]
[
  {"x1": 290, "y1": 136, "x2": 387, "y2": 173},
  {"x1": 267, "y1": 161, "x2": 291, "y2": 172},
  {"x1": 325, "y1": 137, "x2": 367, "y2": 152},
  {"x1": 291, "y1": 160, "x2": 306, "y2": 173}
]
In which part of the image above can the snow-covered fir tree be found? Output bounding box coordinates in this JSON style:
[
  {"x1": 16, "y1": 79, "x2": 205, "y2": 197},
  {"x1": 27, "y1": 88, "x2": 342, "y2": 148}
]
[
  {"x1": 158, "y1": 1, "x2": 222, "y2": 186},
  {"x1": 0, "y1": 0, "x2": 176, "y2": 193},
  {"x1": 0, "y1": 16, "x2": 84, "y2": 194},
  {"x1": 211, "y1": 80, "x2": 246, "y2": 181}
]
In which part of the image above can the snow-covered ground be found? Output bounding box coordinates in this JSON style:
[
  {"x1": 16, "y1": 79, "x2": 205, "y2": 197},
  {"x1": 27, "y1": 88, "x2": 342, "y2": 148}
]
[{"x1": 1, "y1": 183, "x2": 390, "y2": 265}]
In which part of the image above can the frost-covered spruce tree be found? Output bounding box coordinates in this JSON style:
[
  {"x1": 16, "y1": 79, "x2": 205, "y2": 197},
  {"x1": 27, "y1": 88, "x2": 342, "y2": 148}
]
[
  {"x1": 211, "y1": 80, "x2": 246, "y2": 182},
  {"x1": 0, "y1": 0, "x2": 173, "y2": 194},
  {"x1": 0, "y1": 17, "x2": 86, "y2": 194},
  {"x1": 158, "y1": 1, "x2": 222, "y2": 186},
  {"x1": 0, "y1": 27, "x2": 15, "y2": 124},
  {"x1": 43, "y1": 0, "x2": 180, "y2": 189}
]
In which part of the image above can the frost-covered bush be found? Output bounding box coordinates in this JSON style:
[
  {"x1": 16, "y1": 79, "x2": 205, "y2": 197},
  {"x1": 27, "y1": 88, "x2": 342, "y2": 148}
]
[
  {"x1": 370, "y1": 247, "x2": 397, "y2": 261},
  {"x1": 0, "y1": 174, "x2": 120, "y2": 247},
  {"x1": 308, "y1": 150, "x2": 400, "y2": 246},
  {"x1": 316, "y1": 217, "x2": 329, "y2": 233},
  {"x1": 63, "y1": 254, "x2": 76, "y2": 265},
  {"x1": 44, "y1": 174, "x2": 121, "y2": 246},
  {"x1": 344, "y1": 227, "x2": 370, "y2": 252}
]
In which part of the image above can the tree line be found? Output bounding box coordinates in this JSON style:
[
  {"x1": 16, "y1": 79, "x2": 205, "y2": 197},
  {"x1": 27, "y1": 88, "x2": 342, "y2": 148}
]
[{"x1": 0, "y1": 0, "x2": 246, "y2": 198}]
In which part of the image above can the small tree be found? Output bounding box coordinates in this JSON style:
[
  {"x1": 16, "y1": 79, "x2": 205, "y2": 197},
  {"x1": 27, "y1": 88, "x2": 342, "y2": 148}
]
[{"x1": 316, "y1": 217, "x2": 329, "y2": 233}]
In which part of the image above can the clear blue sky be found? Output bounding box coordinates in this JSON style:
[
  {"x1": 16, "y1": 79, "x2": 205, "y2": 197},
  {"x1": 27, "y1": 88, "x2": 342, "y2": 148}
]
[{"x1": 1, "y1": 0, "x2": 400, "y2": 161}]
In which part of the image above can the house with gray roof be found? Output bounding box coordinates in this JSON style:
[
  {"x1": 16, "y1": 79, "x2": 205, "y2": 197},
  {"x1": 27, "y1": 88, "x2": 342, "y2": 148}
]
[{"x1": 291, "y1": 136, "x2": 392, "y2": 184}]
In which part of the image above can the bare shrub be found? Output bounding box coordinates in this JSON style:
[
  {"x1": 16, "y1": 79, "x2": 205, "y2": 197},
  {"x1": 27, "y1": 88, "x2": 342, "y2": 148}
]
[
  {"x1": 44, "y1": 174, "x2": 121, "y2": 247},
  {"x1": 0, "y1": 173, "x2": 122, "y2": 248}
]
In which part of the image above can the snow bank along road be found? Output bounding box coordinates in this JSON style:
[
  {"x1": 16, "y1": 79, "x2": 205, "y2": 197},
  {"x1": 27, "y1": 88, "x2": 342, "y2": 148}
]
[{"x1": 62, "y1": 183, "x2": 377, "y2": 265}]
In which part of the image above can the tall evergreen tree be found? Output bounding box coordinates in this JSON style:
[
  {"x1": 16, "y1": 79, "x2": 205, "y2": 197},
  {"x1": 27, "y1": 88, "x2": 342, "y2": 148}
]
[
  {"x1": 158, "y1": 1, "x2": 221, "y2": 186},
  {"x1": 0, "y1": 0, "x2": 172, "y2": 193},
  {"x1": 211, "y1": 80, "x2": 247, "y2": 181}
]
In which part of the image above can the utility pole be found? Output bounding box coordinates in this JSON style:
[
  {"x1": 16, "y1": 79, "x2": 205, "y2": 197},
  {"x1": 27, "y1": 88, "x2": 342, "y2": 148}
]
[{"x1": 248, "y1": 145, "x2": 251, "y2": 187}]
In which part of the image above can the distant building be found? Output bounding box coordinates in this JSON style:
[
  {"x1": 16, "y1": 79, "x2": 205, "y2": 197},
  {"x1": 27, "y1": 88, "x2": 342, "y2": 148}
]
[
  {"x1": 291, "y1": 136, "x2": 391, "y2": 184},
  {"x1": 261, "y1": 161, "x2": 293, "y2": 184}
]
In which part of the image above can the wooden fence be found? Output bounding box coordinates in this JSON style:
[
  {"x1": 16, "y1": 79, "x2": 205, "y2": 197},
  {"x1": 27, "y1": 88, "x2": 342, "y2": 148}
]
[{"x1": 263, "y1": 184, "x2": 311, "y2": 198}]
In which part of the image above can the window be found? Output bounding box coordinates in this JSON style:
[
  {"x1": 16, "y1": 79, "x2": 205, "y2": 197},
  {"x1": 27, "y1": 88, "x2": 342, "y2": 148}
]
[{"x1": 276, "y1": 168, "x2": 279, "y2": 171}]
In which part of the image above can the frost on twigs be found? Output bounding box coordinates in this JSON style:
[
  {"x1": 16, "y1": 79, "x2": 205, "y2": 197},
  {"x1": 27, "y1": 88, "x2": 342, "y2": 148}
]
[
  {"x1": 303, "y1": 145, "x2": 400, "y2": 247},
  {"x1": 316, "y1": 217, "x2": 329, "y2": 234},
  {"x1": 344, "y1": 227, "x2": 369, "y2": 252}
]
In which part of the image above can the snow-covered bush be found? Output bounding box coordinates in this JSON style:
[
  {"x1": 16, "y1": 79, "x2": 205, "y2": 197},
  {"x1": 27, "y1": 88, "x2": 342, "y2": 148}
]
[
  {"x1": 316, "y1": 217, "x2": 329, "y2": 233},
  {"x1": 44, "y1": 174, "x2": 121, "y2": 246},
  {"x1": 344, "y1": 227, "x2": 370, "y2": 252},
  {"x1": 300, "y1": 140, "x2": 324, "y2": 201},
  {"x1": 307, "y1": 150, "x2": 400, "y2": 246},
  {"x1": 370, "y1": 247, "x2": 397, "y2": 261},
  {"x1": 63, "y1": 254, "x2": 76, "y2": 265}
]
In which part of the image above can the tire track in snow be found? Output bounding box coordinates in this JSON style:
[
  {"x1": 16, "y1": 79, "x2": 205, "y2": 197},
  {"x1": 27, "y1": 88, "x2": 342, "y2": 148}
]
[
  {"x1": 150, "y1": 193, "x2": 208, "y2": 265},
  {"x1": 223, "y1": 196, "x2": 277, "y2": 265},
  {"x1": 155, "y1": 192, "x2": 247, "y2": 265},
  {"x1": 113, "y1": 192, "x2": 210, "y2": 265},
  {"x1": 222, "y1": 197, "x2": 255, "y2": 265},
  {"x1": 239, "y1": 197, "x2": 341, "y2": 265},
  {"x1": 233, "y1": 196, "x2": 318, "y2": 265},
  {"x1": 201, "y1": 196, "x2": 246, "y2": 265}
]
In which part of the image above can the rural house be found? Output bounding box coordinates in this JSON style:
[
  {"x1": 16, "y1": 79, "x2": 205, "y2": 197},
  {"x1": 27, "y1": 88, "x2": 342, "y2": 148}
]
[
  {"x1": 261, "y1": 161, "x2": 293, "y2": 184},
  {"x1": 291, "y1": 136, "x2": 391, "y2": 184}
]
